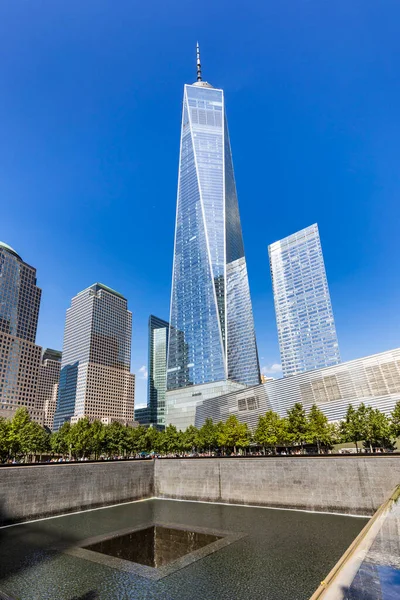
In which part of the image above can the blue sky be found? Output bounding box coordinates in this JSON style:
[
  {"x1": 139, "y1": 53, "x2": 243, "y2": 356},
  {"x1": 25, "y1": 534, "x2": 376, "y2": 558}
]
[{"x1": 1, "y1": 1, "x2": 399, "y2": 407}]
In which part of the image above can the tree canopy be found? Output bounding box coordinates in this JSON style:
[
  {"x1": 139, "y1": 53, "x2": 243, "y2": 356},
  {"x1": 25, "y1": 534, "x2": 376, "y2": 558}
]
[{"x1": 0, "y1": 401, "x2": 399, "y2": 463}]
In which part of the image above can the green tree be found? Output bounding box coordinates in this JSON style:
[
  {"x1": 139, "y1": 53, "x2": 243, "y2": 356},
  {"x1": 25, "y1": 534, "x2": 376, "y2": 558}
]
[
  {"x1": 215, "y1": 421, "x2": 226, "y2": 454},
  {"x1": 19, "y1": 421, "x2": 50, "y2": 460},
  {"x1": 197, "y1": 418, "x2": 217, "y2": 454},
  {"x1": 307, "y1": 405, "x2": 332, "y2": 454},
  {"x1": 127, "y1": 425, "x2": 148, "y2": 455},
  {"x1": 69, "y1": 418, "x2": 93, "y2": 459},
  {"x1": 286, "y1": 403, "x2": 308, "y2": 452},
  {"x1": 162, "y1": 425, "x2": 182, "y2": 454},
  {"x1": 254, "y1": 411, "x2": 284, "y2": 454},
  {"x1": 390, "y1": 401, "x2": 400, "y2": 439},
  {"x1": 0, "y1": 418, "x2": 11, "y2": 461},
  {"x1": 218, "y1": 415, "x2": 250, "y2": 454},
  {"x1": 90, "y1": 420, "x2": 105, "y2": 459},
  {"x1": 50, "y1": 422, "x2": 71, "y2": 457},
  {"x1": 9, "y1": 407, "x2": 32, "y2": 458},
  {"x1": 182, "y1": 425, "x2": 199, "y2": 453},
  {"x1": 144, "y1": 426, "x2": 163, "y2": 454},
  {"x1": 367, "y1": 408, "x2": 392, "y2": 451},
  {"x1": 103, "y1": 422, "x2": 129, "y2": 457},
  {"x1": 341, "y1": 405, "x2": 363, "y2": 453},
  {"x1": 329, "y1": 422, "x2": 342, "y2": 445},
  {"x1": 357, "y1": 403, "x2": 374, "y2": 452}
]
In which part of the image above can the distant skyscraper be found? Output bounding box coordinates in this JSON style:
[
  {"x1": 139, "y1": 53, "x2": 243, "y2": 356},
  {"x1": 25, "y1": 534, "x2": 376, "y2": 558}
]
[
  {"x1": 53, "y1": 283, "x2": 135, "y2": 430},
  {"x1": 269, "y1": 224, "x2": 340, "y2": 377},
  {"x1": 135, "y1": 315, "x2": 169, "y2": 429},
  {"x1": 0, "y1": 242, "x2": 43, "y2": 423},
  {"x1": 167, "y1": 45, "x2": 260, "y2": 403},
  {"x1": 37, "y1": 348, "x2": 62, "y2": 430},
  {"x1": 0, "y1": 242, "x2": 41, "y2": 342}
]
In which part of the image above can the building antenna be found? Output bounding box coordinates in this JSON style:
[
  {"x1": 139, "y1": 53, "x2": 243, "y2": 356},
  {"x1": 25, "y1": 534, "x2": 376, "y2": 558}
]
[{"x1": 196, "y1": 42, "x2": 202, "y2": 82}]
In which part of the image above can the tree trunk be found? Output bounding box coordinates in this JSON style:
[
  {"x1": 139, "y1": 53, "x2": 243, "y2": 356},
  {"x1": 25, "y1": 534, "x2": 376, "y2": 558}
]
[
  {"x1": 355, "y1": 440, "x2": 359, "y2": 454},
  {"x1": 369, "y1": 441, "x2": 373, "y2": 453},
  {"x1": 317, "y1": 440, "x2": 321, "y2": 455}
]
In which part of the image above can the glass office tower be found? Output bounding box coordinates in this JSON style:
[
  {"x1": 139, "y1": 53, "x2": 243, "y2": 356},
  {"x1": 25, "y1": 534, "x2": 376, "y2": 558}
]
[
  {"x1": 269, "y1": 224, "x2": 340, "y2": 377},
  {"x1": 53, "y1": 283, "x2": 134, "y2": 430},
  {"x1": 0, "y1": 242, "x2": 41, "y2": 343},
  {"x1": 135, "y1": 315, "x2": 169, "y2": 429},
  {"x1": 0, "y1": 241, "x2": 43, "y2": 423},
  {"x1": 167, "y1": 48, "x2": 260, "y2": 392}
]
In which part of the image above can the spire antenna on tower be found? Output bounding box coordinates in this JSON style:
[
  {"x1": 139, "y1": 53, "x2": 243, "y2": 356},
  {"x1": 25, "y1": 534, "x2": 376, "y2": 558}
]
[{"x1": 196, "y1": 42, "x2": 202, "y2": 82}]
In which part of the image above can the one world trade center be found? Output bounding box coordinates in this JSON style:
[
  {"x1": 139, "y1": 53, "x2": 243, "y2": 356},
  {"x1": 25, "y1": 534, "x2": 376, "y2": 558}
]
[{"x1": 166, "y1": 46, "x2": 260, "y2": 428}]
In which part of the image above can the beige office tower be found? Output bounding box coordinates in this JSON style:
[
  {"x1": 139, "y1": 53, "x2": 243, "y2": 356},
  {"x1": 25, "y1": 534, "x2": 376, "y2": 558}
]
[
  {"x1": 36, "y1": 348, "x2": 62, "y2": 429},
  {"x1": 53, "y1": 283, "x2": 135, "y2": 430},
  {"x1": 0, "y1": 242, "x2": 43, "y2": 423}
]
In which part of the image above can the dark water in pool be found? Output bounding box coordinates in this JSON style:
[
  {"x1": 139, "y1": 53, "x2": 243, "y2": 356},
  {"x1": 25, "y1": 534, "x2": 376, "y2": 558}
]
[
  {"x1": 84, "y1": 525, "x2": 221, "y2": 568},
  {"x1": 0, "y1": 499, "x2": 366, "y2": 600}
]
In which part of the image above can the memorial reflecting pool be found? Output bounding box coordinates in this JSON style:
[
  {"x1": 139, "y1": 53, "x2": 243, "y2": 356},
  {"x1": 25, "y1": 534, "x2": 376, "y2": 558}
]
[{"x1": 0, "y1": 499, "x2": 366, "y2": 600}]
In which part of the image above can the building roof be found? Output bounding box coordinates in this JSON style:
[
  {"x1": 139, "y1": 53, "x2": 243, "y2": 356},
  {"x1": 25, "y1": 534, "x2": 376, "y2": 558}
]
[
  {"x1": 42, "y1": 348, "x2": 62, "y2": 362},
  {"x1": 90, "y1": 282, "x2": 126, "y2": 300},
  {"x1": 0, "y1": 241, "x2": 22, "y2": 261}
]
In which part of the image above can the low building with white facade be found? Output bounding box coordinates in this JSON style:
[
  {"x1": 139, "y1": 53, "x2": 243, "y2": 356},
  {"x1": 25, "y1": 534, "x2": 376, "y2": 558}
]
[{"x1": 194, "y1": 348, "x2": 400, "y2": 429}]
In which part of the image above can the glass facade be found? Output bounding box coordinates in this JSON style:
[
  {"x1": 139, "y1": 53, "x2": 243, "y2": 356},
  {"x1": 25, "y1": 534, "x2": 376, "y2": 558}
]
[
  {"x1": 167, "y1": 82, "x2": 260, "y2": 391},
  {"x1": 0, "y1": 242, "x2": 43, "y2": 422},
  {"x1": 135, "y1": 315, "x2": 169, "y2": 429},
  {"x1": 195, "y1": 348, "x2": 400, "y2": 429},
  {"x1": 53, "y1": 283, "x2": 134, "y2": 430},
  {"x1": 269, "y1": 224, "x2": 340, "y2": 377},
  {"x1": 0, "y1": 242, "x2": 41, "y2": 343}
]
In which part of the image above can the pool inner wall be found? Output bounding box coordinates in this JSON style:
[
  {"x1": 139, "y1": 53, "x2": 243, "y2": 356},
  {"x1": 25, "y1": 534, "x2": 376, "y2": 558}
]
[{"x1": 1, "y1": 456, "x2": 400, "y2": 525}]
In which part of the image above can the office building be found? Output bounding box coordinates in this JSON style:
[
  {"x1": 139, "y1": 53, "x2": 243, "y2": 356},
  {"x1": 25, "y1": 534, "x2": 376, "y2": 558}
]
[
  {"x1": 269, "y1": 224, "x2": 340, "y2": 377},
  {"x1": 0, "y1": 242, "x2": 43, "y2": 423},
  {"x1": 166, "y1": 46, "x2": 260, "y2": 428},
  {"x1": 53, "y1": 283, "x2": 135, "y2": 430},
  {"x1": 195, "y1": 348, "x2": 400, "y2": 429},
  {"x1": 135, "y1": 315, "x2": 169, "y2": 429},
  {"x1": 37, "y1": 348, "x2": 62, "y2": 429}
]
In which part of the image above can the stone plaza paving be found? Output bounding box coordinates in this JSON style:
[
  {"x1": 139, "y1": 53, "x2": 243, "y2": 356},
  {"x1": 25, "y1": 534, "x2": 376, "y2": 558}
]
[{"x1": 0, "y1": 499, "x2": 365, "y2": 600}]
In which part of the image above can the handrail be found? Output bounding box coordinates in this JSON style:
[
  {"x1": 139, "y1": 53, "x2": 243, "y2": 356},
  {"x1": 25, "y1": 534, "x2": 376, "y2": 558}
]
[{"x1": 309, "y1": 484, "x2": 400, "y2": 599}]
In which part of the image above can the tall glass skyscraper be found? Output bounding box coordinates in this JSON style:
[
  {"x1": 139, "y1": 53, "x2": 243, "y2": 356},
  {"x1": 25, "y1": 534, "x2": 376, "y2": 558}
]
[
  {"x1": 53, "y1": 283, "x2": 135, "y2": 430},
  {"x1": 0, "y1": 241, "x2": 43, "y2": 423},
  {"x1": 269, "y1": 224, "x2": 341, "y2": 377},
  {"x1": 0, "y1": 242, "x2": 41, "y2": 343},
  {"x1": 167, "y1": 46, "x2": 260, "y2": 395},
  {"x1": 135, "y1": 315, "x2": 169, "y2": 429}
]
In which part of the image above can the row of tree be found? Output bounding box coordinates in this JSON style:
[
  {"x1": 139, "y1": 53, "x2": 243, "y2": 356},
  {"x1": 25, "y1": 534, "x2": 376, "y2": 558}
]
[
  {"x1": 0, "y1": 401, "x2": 399, "y2": 462},
  {"x1": 255, "y1": 402, "x2": 400, "y2": 454}
]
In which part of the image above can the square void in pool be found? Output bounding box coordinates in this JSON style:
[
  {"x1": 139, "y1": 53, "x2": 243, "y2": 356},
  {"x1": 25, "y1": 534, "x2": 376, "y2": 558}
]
[
  {"x1": 84, "y1": 525, "x2": 221, "y2": 568},
  {"x1": 70, "y1": 522, "x2": 245, "y2": 580}
]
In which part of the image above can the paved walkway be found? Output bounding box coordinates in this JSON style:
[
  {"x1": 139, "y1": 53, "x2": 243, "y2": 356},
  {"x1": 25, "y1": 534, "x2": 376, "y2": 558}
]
[{"x1": 345, "y1": 496, "x2": 400, "y2": 599}]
